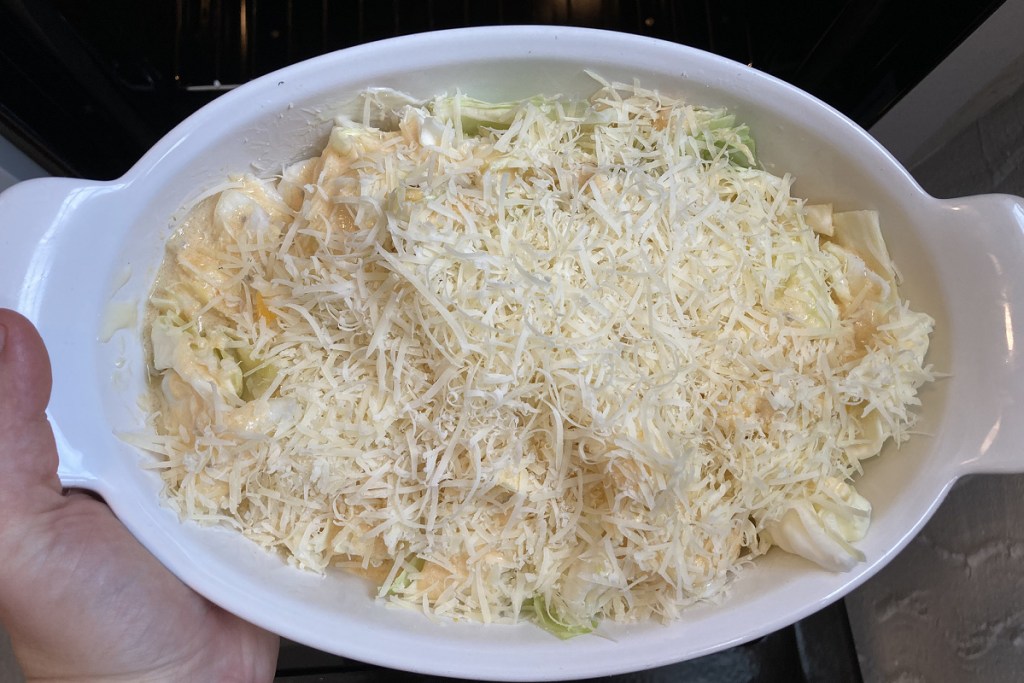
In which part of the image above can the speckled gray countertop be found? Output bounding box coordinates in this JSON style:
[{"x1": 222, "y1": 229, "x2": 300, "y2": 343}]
[{"x1": 847, "y1": 474, "x2": 1024, "y2": 680}]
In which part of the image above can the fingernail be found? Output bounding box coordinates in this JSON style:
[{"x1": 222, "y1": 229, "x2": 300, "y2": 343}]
[{"x1": 0, "y1": 322, "x2": 6, "y2": 354}]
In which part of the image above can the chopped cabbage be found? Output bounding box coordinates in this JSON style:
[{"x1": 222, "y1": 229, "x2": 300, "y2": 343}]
[
  {"x1": 136, "y1": 81, "x2": 935, "y2": 637},
  {"x1": 531, "y1": 595, "x2": 598, "y2": 640}
]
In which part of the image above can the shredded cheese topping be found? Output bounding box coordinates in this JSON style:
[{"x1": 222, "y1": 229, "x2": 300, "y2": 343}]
[{"x1": 138, "y1": 82, "x2": 934, "y2": 634}]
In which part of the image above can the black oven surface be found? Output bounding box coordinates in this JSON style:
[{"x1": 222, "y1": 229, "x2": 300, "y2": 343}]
[{"x1": 0, "y1": 0, "x2": 1004, "y2": 179}]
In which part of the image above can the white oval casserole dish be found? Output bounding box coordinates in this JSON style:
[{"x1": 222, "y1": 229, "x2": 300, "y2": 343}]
[{"x1": 1, "y1": 26, "x2": 1023, "y2": 681}]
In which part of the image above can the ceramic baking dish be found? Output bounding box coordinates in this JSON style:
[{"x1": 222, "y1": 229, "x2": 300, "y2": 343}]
[{"x1": 1, "y1": 26, "x2": 1022, "y2": 681}]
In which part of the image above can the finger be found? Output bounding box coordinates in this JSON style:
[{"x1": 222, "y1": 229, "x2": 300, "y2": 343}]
[{"x1": 0, "y1": 309, "x2": 63, "y2": 518}]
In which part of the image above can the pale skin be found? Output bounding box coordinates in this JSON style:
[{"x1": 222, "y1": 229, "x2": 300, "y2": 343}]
[{"x1": 0, "y1": 309, "x2": 279, "y2": 682}]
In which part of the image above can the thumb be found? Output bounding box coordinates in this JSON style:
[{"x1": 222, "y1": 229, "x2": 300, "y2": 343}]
[{"x1": 0, "y1": 309, "x2": 64, "y2": 519}]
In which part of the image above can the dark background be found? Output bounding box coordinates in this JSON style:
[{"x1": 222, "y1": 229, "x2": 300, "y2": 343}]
[{"x1": 0, "y1": 0, "x2": 1005, "y2": 180}]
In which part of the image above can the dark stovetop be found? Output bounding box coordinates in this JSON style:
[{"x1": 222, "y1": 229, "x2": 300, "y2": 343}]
[{"x1": 0, "y1": 0, "x2": 1005, "y2": 180}]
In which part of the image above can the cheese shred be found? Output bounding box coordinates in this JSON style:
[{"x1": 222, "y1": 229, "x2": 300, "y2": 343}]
[{"x1": 138, "y1": 81, "x2": 934, "y2": 635}]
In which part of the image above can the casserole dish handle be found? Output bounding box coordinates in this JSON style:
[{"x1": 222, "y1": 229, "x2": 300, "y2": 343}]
[
  {"x1": 938, "y1": 193, "x2": 1024, "y2": 476},
  {"x1": 0, "y1": 177, "x2": 116, "y2": 491}
]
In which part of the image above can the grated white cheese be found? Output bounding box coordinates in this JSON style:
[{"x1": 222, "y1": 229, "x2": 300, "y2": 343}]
[{"x1": 139, "y1": 82, "x2": 934, "y2": 634}]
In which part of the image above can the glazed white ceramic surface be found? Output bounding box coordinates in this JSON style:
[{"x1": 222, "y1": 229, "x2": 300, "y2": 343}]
[{"x1": 1, "y1": 26, "x2": 1023, "y2": 681}]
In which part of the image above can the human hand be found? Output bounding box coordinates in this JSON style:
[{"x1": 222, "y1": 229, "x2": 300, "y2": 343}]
[{"x1": 0, "y1": 309, "x2": 279, "y2": 682}]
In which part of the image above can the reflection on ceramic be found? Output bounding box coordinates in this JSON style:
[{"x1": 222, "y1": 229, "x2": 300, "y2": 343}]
[{"x1": 1, "y1": 26, "x2": 1023, "y2": 681}]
